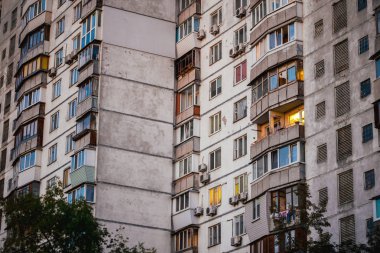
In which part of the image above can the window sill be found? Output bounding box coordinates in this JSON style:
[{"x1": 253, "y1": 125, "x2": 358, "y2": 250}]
[
  {"x1": 209, "y1": 129, "x2": 221, "y2": 137},
  {"x1": 251, "y1": 217, "x2": 260, "y2": 223},
  {"x1": 47, "y1": 160, "x2": 57, "y2": 166}
]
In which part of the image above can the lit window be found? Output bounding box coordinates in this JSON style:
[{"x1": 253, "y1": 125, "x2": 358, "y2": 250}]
[
  {"x1": 234, "y1": 173, "x2": 248, "y2": 196},
  {"x1": 209, "y1": 185, "x2": 222, "y2": 206},
  {"x1": 289, "y1": 110, "x2": 305, "y2": 125}
]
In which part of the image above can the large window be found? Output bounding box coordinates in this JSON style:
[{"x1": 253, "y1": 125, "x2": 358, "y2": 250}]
[
  {"x1": 234, "y1": 214, "x2": 245, "y2": 236},
  {"x1": 71, "y1": 150, "x2": 86, "y2": 171},
  {"x1": 209, "y1": 185, "x2": 222, "y2": 206},
  {"x1": 16, "y1": 56, "x2": 49, "y2": 86},
  {"x1": 374, "y1": 198, "x2": 380, "y2": 221},
  {"x1": 210, "y1": 41, "x2": 222, "y2": 65},
  {"x1": 253, "y1": 198, "x2": 260, "y2": 220},
  {"x1": 271, "y1": 185, "x2": 299, "y2": 214},
  {"x1": 78, "y1": 44, "x2": 99, "y2": 68},
  {"x1": 65, "y1": 132, "x2": 75, "y2": 153},
  {"x1": 81, "y1": 12, "x2": 97, "y2": 48},
  {"x1": 234, "y1": 173, "x2": 248, "y2": 196},
  {"x1": 52, "y1": 80, "x2": 61, "y2": 99},
  {"x1": 176, "y1": 16, "x2": 199, "y2": 42},
  {"x1": 208, "y1": 223, "x2": 221, "y2": 247},
  {"x1": 268, "y1": 23, "x2": 295, "y2": 50},
  {"x1": 15, "y1": 120, "x2": 37, "y2": 146},
  {"x1": 270, "y1": 0, "x2": 288, "y2": 12},
  {"x1": 179, "y1": 0, "x2": 194, "y2": 12},
  {"x1": 376, "y1": 58, "x2": 380, "y2": 78},
  {"x1": 175, "y1": 228, "x2": 197, "y2": 252},
  {"x1": 67, "y1": 184, "x2": 94, "y2": 204},
  {"x1": 234, "y1": 25, "x2": 247, "y2": 46},
  {"x1": 233, "y1": 135, "x2": 247, "y2": 159},
  {"x1": 175, "y1": 192, "x2": 189, "y2": 212},
  {"x1": 48, "y1": 144, "x2": 57, "y2": 164},
  {"x1": 234, "y1": 60, "x2": 247, "y2": 84},
  {"x1": 209, "y1": 148, "x2": 221, "y2": 171},
  {"x1": 78, "y1": 79, "x2": 96, "y2": 102},
  {"x1": 233, "y1": 97, "x2": 247, "y2": 122},
  {"x1": 210, "y1": 112, "x2": 221, "y2": 134},
  {"x1": 210, "y1": 76, "x2": 222, "y2": 99},
  {"x1": 179, "y1": 155, "x2": 192, "y2": 177},
  {"x1": 17, "y1": 88, "x2": 41, "y2": 115},
  {"x1": 68, "y1": 99, "x2": 77, "y2": 120},
  {"x1": 180, "y1": 120, "x2": 193, "y2": 142},
  {"x1": 252, "y1": 0, "x2": 267, "y2": 26},
  {"x1": 19, "y1": 151, "x2": 36, "y2": 172},
  {"x1": 180, "y1": 85, "x2": 199, "y2": 112},
  {"x1": 21, "y1": 27, "x2": 47, "y2": 57}
]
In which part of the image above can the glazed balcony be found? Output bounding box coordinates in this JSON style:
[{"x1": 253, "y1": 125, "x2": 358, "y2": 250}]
[
  {"x1": 269, "y1": 207, "x2": 302, "y2": 232},
  {"x1": 74, "y1": 131, "x2": 97, "y2": 151},
  {"x1": 176, "y1": 105, "x2": 200, "y2": 125},
  {"x1": 78, "y1": 60, "x2": 100, "y2": 85},
  {"x1": 177, "y1": 32, "x2": 201, "y2": 59},
  {"x1": 76, "y1": 97, "x2": 98, "y2": 119},
  {"x1": 18, "y1": 166, "x2": 41, "y2": 188},
  {"x1": 16, "y1": 72, "x2": 47, "y2": 101},
  {"x1": 20, "y1": 12, "x2": 52, "y2": 46},
  {"x1": 177, "y1": 68, "x2": 200, "y2": 91},
  {"x1": 81, "y1": 0, "x2": 102, "y2": 20},
  {"x1": 250, "y1": 81, "x2": 304, "y2": 124},
  {"x1": 175, "y1": 137, "x2": 200, "y2": 160},
  {"x1": 172, "y1": 209, "x2": 199, "y2": 232},
  {"x1": 11, "y1": 136, "x2": 43, "y2": 165},
  {"x1": 18, "y1": 41, "x2": 50, "y2": 70},
  {"x1": 374, "y1": 78, "x2": 380, "y2": 102},
  {"x1": 174, "y1": 172, "x2": 199, "y2": 195},
  {"x1": 251, "y1": 163, "x2": 305, "y2": 199},
  {"x1": 178, "y1": 0, "x2": 201, "y2": 24},
  {"x1": 176, "y1": 49, "x2": 201, "y2": 80},
  {"x1": 251, "y1": 124, "x2": 305, "y2": 160},
  {"x1": 370, "y1": 35, "x2": 380, "y2": 60},
  {"x1": 70, "y1": 165, "x2": 95, "y2": 188},
  {"x1": 14, "y1": 103, "x2": 45, "y2": 133}
]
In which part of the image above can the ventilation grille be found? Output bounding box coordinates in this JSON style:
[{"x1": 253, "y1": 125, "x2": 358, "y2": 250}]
[
  {"x1": 317, "y1": 143, "x2": 327, "y2": 163},
  {"x1": 334, "y1": 39, "x2": 349, "y2": 74},
  {"x1": 333, "y1": 0, "x2": 347, "y2": 33},
  {"x1": 315, "y1": 60, "x2": 325, "y2": 79},
  {"x1": 314, "y1": 19, "x2": 324, "y2": 37},
  {"x1": 338, "y1": 169, "x2": 353, "y2": 205},
  {"x1": 340, "y1": 215, "x2": 355, "y2": 243},
  {"x1": 319, "y1": 187, "x2": 328, "y2": 206},
  {"x1": 335, "y1": 82, "x2": 350, "y2": 117},
  {"x1": 337, "y1": 125, "x2": 352, "y2": 161}
]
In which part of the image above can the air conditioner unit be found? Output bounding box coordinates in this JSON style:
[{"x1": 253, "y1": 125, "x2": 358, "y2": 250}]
[
  {"x1": 194, "y1": 206, "x2": 204, "y2": 216},
  {"x1": 229, "y1": 195, "x2": 239, "y2": 206},
  {"x1": 200, "y1": 173, "x2": 210, "y2": 184},
  {"x1": 239, "y1": 192, "x2": 248, "y2": 202},
  {"x1": 198, "y1": 163, "x2": 207, "y2": 173},
  {"x1": 48, "y1": 67, "x2": 57, "y2": 77},
  {"x1": 65, "y1": 54, "x2": 73, "y2": 65},
  {"x1": 238, "y1": 43, "x2": 246, "y2": 53},
  {"x1": 236, "y1": 7, "x2": 246, "y2": 18},
  {"x1": 210, "y1": 24, "x2": 219, "y2": 35},
  {"x1": 197, "y1": 29, "x2": 206, "y2": 40},
  {"x1": 206, "y1": 205, "x2": 217, "y2": 216},
  {"x1": 229, "y1": 48, "x2": 238, "y2": 58},
  {"x1": 231, "y1": 235, "x2": 242, "y2": 246}
]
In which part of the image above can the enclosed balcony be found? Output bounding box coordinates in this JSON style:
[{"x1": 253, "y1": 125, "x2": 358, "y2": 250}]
[
  {"x1": 73, "y1": 113, "x2": 97, "y2": 141},
  {"x1": 20, "y1": 11, "x2": 52, "y2": 46},
  {"x1": 175, "y1": 137, "x2": 200, "y2": 160},
  {"x1": 176, "y1": 49, "x2": 200, "y2": 86},
  {"x1": 176, "y1": 105, "x2": 200, "y2": 125},
  {"x1": 81, "y1": 0, "x2": 102, "y2": 20},
  {"x1": 18, "y1": 41, "x2": 50, "y2": 70},
  {"x1": 173, "y1": 209, "x2": 199, "y2": 232},
  {"x1": 177, "y1": 68, "x2": 200, "y2": 91},
  {"x1": 174, "y1": 172, "x2": 199, "y2": 195},
  {"x1": 177, "y1": 33, "x2": 201, "y2": 59},
  {"x1": 74, "y1": 131, "x2": 97, "y2": 151},
  {"x1": 16, "y1": 72, "x2": 47, "y2": 102},
  {"x1": 18, "y1": 166, "x2": 41, "y2": 188},
  {"x1": 178, "y1": 0, "x2": 201, "y2": 24},
  {"x1": 76, "y1": 97, "x2": 98, "y2": 119},
  {"x1": 14, "y1": 103, "x2": 45, "y2": 133},
  {"x1": 70, "y1": 165, "x2": 95, "y2": 188},
  {"x1": 374, "y1": 78, "x2": 380, "y2": 103}
]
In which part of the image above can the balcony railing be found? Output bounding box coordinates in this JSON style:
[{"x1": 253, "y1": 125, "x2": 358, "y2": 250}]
[
  {"x1": 250, "y1": 81, "x2": 304, "y2": 123},
  {"x1": 74, "y1": 131, "x2": 97, "y2": 151},
  {"x1": 178, "y1": 0, "x2": 201, "y2": 24},
  {"x1": 70, "y1": 165, "x2": 95, "y2": 188},
  {"x1": 176, "y1": 105, "x2": 200, "y2": 125},
  {"x1": 76, "y1": 97, "x2": 98, "y2": 119},
  {"x1": 78, "y1": 60, "x2": 100, "y2": 85},
  {"x1": 172, "y1": 209, "x2": 199, "y2": 232},
  {"x1": 251, "y1": 124, "x2": 304, "y2": 160},
  {"x1": 16, "y1": 72, "x2": 47, "y2": 101},
  {"x1": 177, "y1": 68, "x2": 200, "y2": 91},
  {"x1": 20, "y1": 11, "x2": 52, "y2": 46},
  {"x1": 18, "y1": 166, "x2": 41, "y2": 188},
  {"x1": 176, "y1": 32, "x2": 201, "y2": 59},
  {"x1": 175, "y1": 137, "x2": 200, "y2": 160},
  {"x1": 269, "y1": 208, "x2": 301, "y2": 231},
  {"x1": 173, "y1": 172, "x2": 199, "y2": 195},
  {"x1": 14, "y1": 103, "x2": 45, "y2": 132}
]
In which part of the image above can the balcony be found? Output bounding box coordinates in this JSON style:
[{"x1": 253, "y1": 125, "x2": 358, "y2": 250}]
[
  {"x1": 78, "y1": 60, "x2": 100, "y2": 85},
  {"x1": 176, "y1": 105, "x2": 200, "y2": 125},
  {"x1": 18, "y1": 41, "x2": 50, "y2": 70},
  {"x1": 18, "y1": 166, "x2": 41, "y2": 188},
  {"x1": 269, "y1": 208, "x2": 301, "y2": 232},
  {"x1": 370, "y1": 35, "x2": 380, "y2": 60},
  {"x1": 251, "y1": 163, "x2": 305, "y2": 199},
  {"x1": 76, "y1": 97, "x2": 98, "y2": 119},
  {"x1": 177, "y1": 32, "x2": 201, "y2": 59},
  {"x1": 178, "y1": 0, "x2": 201, "y2": 24},
  {"x1": 16, "y1": 72, "x2": 47, "y2": 101},
  {"x1": 250, "y1": 81, "x2": 304, "y2": 124},
  {"x1": 251, "y1": 124, "x2": 304, "y2": 159},
  {"x1": 14, "y1": 103, "x2": 45, "y2": 132},
  {"x1": 175, "y1": 137, "x2": 200, "y2": 160},
  {"x1": 374, "y1": 78, "x2": 380, "y2": 102},
  {"x1": 177, "y1": 68, "x2": 200, "y2": 91},
  {"x1": 172, "y1": 209, "x2": 199, "y2": 232},
  {"x1": 70, "y1": 165, "x2": 95, "y2": 188},
  {"x1": 20, "y1": 12, "x2": 52, "y2": 46},
  {"x1": 74, "y1": 131, "x2": 97, "y2": 151},
  {"x1": 81, "y1": 0, "x2": 102, "y2": 20},
  {"x1": 174, "y1": 172, "x2": 199, "y2": 195}
]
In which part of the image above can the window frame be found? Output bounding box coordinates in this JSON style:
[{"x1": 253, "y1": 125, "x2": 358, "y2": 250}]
[
  {"x1": 209, "y1": 76, "x2": 222, "y2": 99},
  {"x1": 209, "y1": 111, "x2": 222, "y2": 135}
]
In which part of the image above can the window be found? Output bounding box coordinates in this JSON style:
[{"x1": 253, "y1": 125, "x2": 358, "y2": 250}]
[
  {"x1": 66, "y1": 132, "x2": 75, "y2": 153},
  {"x1": 50, "y1": 111, "x2": 60, "y2": 131},
  {"x1": 208, "y1": 223, "x2": 221, "y2": 247},
  {"x1": 47, "y1": 177, "x2": 57, "y2": 189},
  {"x1": 374, "y1": 199, "x2": 380, "y2": 221},
  {"x1": 270, "y1": 0, "x2": 289, "y2": 12},
  {"x1": 210, "y1": 41, "x2": 222, "y2": 65},
  {"x1": 3, "y1": 22, "x2": 7, "y2": 34},
  {"x1": 362, "y1": 123, "x2": 373, "y2": 143},
  {"x1": 210, "y1": 76, "x2": 222, "y2": 99},
  {"x1": 233, "y1": 97, "x2": 247, "y2": 122},
  {"x1": 366, "y1": 218, "x2": 374, "y2": 237},
  {"x1": 71, "y1": 67, "x2": 79, "y2": 86},
  {"x1": 58, "y1": 0, "x2": 66, "y2": 8},
  {"x1": 175, "y1": 192, "x2": 189, "y2": 212},
  {"x1": 314, "y1": 19, "x2": 323, "y2": 37},
  {"x1": 73, "y1": 3, "x2": 82, "y2": 22},
  {"x1": 335, "y1": 82, "x2": 350, "y2": 117},
  {"x1": 55, "y1": 48, "x2": 64, "y2": 67},
  {"x1": 209, "y1": 148, "x2": 221, "y2": 171},
  {"x1": 252, "y1": 0, "x2": 267, "y2": 27},
  {"x1": 68, "y1": 99, "x2": 77, "y2": 120},
  {"x1": 4, "y1": 91, "x2": 11, "y2": 114},
  {"x1": 2, "y1": 120, "x2": 9, "y2": 143},
  {"x1": 179, "y1": 156, "x2": 192, "y2": 177},
  {"x1": 67, "y1": 184, "x2": 94, "y2": 203},
  {"x1": 234, "y1": 25, "x2": 247, "y2": 46},
  {"x1": 78, "y1": 79, "x2": 96, "y2": 102},
  {"x1": 234, "y1": 214, "x2": 244, "y2": 236},
  {"x1": 315, "y1": 60, "x2": 325, "y2": 78},
  {"x1": 364, "y1": 169, "x2": 375, "y2": 190},
  {"x1": 81, "y1": 12, "x2": 97, "y2": 48},
  {"x1": 317, "y1": 143, "x2": 327, "y2": 163},
  {"x1": 179, "y1": 0, "x2": 194, "y2": 12},
  {"x1": 175, "y1": 228, "x2": 197, "y2": 251},
  {"x1": 235, "y1": 0, "x2": 248, "y2": 12},
  {"x1": 176, "y1": 16, "x2": 199, "y2": 42},
  {"x1": 209, "y1": 185, "x2": 222, "y2": 206},
  {"x1": 48, "y1": 144, "x2": 57, "y2": 164},
  {"x1": 271, "y1": 186, "x2": 299, "y2": 214},
  {"x1": 71, "y1": 150, "x2": 86, "y2": 171},
  {"x1": 357, "y1": 0, "x2": 367, "y2": 11},
  {"x1": 337, "y1": 125, "x2": 352, "y2": 161},
  {"x1": 52, "y1": 80, "x2": 61, "y2": 99},
  {"x1": 377, "y1": 58, "x2": 380, "y2": 78},
  {"x1": 340, "y1": 215, "x2": 355, "y2": 243},
  {"x1": 210, "y1": 112, "x2": 221, "y2": 134},
  {"x1": 234, "y1": 173, "x2": 248, "y2": 196},
  {"x1": 333, "y1": 0, "x2": 347, "y2": 33},
  {"x1": 180, "y1": 120, "x2": 193, "y2": 142},
  {"x1": 78, "y1": 44, "x2": 99, "y2": 68},
  {"x1": 9, "y1": 36, "x2": 16, "y2": 57},
  {"x1": 253, "y1": 198, "x2": 260, "y2": 220},
  {"x1": 234, "y1": 61, "x2": 247, "y2": 84},
  {"x1": 338, "y1": 170, "x2": 354, "y2": 205},
  {"x1": 16, "y1": 56, "x2": 48, "y2": 86},
  {"x1": 0, "y1": 149, "x2": 7, "y2": 172},
  {"x1": 358, "y1": 35, "x2": 369, "y2": 54},
  {"x1": 21, "y1": 27, "x2": 46, "y2": 57},
  {"x1": 253, "y1": 154, "x2": 268, "y2": 180},
  {"x1": 234, "y1": 135, "x2": 247, "y2": 159},
  {"x1": 63, "y1": 168, "x2": 70, "y2": 188},
  {"x1": 319, "y1": 187, "x2": 328, "y2": 207},
  {"x1": 15, "y1": 120, "x2": 37, "y2": 145},
  {"x1": 179, "y1": 85, "x2": 199, "y2": 112},
  {"x1": 11, "y1": 8, "x2": 17, "y2": 30},
  {"x1": 19, "y1": 151, "x2": 36, "y2": 172},
  {"x1": 76, "y1": 113, "x2": 95, "y2": 134},
  {"x1": 334, "y1": 39, "x2": 349, "y2": 74},
  {"x1": 211, "y1": 8, "x2": 222, "y2": 26},
  {"x1": 360, "y1": 79, "x2": 371, "y2": 98},
  {"x1": 268, "y1": 23, "x2": 295, "y2": 50},
  {"x1": 56, "y1": 17, "x2": 65, "y2": 37},
  {"x1": 315, "y1": 101, "x2": 326, "y2": 120},
  {"x1": 6, "y1": 63, "x2": 14, "y2": 85},
  {"x1": 17, "y1": 88, "x2": 40, "y2": 114},
  {"x1": 23, "y1": 0, "x2": 46, "y2": 24}
]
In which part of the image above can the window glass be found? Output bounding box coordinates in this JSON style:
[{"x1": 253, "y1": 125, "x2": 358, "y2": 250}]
[{"x1": 279, "y1": 146, "x2": 289, "y2": 167}]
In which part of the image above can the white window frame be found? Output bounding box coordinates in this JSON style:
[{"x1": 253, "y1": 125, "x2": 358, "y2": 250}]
[
  {"x1": 234, "y1": 214, "x2": 245, "y2": 236},
  {"x1": 180, "y1": 120, "x2": 194, "y2": 142},
  {"x1": 210, "y1": 41, "x2": 222, "y2": 65},
  {"x1": 209, "y1": 111, "x2": 221, "y2": 134},
  {"x1": 234, "y1": 173, "x2": 248, "y2": 195},
  {"x1": 175, "y1": 192, "x2": 190, "y2": 212},
  {"x1": 233, "y1": 97, "x2": 247, "y2": 122},
  {"x1": 68, "y1": 99, "x2": 77, "y2": 120},
  {"x1": 268, "y1": 22, "x2": 295, "y2": 50},
  {"x1": 252, "y1": 0, "x2": 268, "y2": 27},
  {"x1": 211, "y1": 8, "x2": 222, "y2": 26},
  {"x1": 208, "y1": 223, "x2": 221, "y2": 247},
  {"x1": 56, "y1": 17, "x2": 65, "y2": 37},
  {"x1": 209, "y1": 148, "x2": 221, "y2": 171},
  {"x1": 50, "y1": 111, "x2": 60, "y2": 131},
  {"x1": 52, "y1": 80, "x2": 61, "y2": 100},
  {"x1": 234, "y1": 25, "x2": 247, "y2": 46},
  {"x1": 373, "y1": 198, "x2": 380, "y2": 221},
  {"x1": 65, "y1": 132, "x2": 75, "y2": 154},
  {"x1": 48, "y1": 143, "x2": 57, "y2": 164},
  {"x1": 210, "y1": 76, "x2": 222, "y2": 99},
  {"x1": 179, "y1": 155, "x2": 192, "y2": 178},
  {"x1": 234, "y1": 135, "x2": 247, "y2": 159}
]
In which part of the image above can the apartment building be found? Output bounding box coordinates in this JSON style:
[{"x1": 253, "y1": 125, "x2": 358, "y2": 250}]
[
  {"x1": 0, "y1": 0, "x2": 175, "y2": 251},
  {"x1": 304, "y1": 0, "x2": 380, "y2": 246}
]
